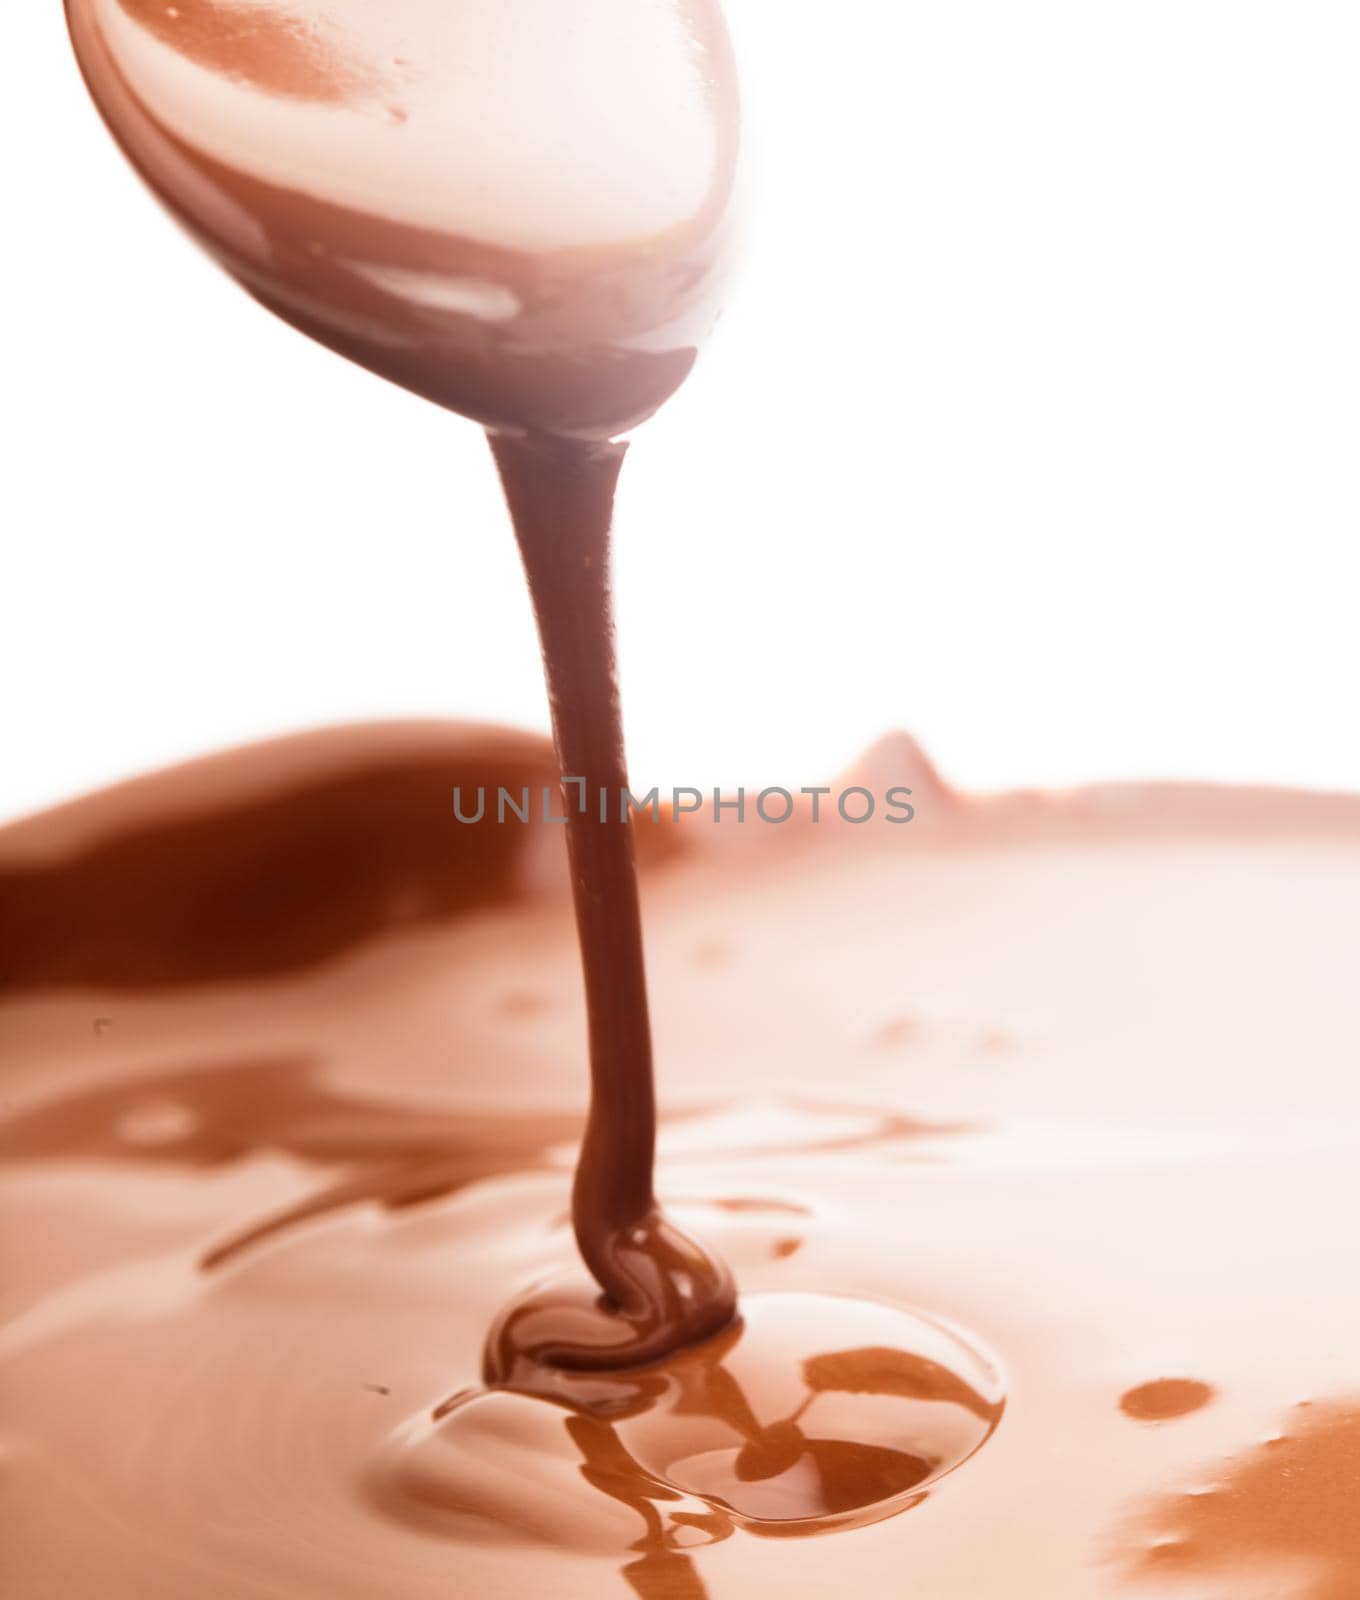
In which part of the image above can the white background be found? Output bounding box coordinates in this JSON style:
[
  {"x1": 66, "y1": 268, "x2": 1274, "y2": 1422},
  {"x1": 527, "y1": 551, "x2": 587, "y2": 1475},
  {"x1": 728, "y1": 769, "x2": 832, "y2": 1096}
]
[{"x1": 5, "y1": 2, "x2": 1359, "y2": 822}]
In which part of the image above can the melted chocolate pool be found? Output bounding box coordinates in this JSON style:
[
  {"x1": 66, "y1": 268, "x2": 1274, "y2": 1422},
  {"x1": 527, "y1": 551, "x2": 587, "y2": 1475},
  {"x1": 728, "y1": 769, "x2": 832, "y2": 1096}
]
[{"x1": 6, "y1": 732, "x2": 1360, "y2": 1597}]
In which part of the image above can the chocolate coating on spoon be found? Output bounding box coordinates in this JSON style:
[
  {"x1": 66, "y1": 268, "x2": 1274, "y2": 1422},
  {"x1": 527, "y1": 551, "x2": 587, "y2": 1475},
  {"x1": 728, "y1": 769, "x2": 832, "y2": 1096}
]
[{"x1": 65, "y1": 0, "x2": 740, "y2": 437}]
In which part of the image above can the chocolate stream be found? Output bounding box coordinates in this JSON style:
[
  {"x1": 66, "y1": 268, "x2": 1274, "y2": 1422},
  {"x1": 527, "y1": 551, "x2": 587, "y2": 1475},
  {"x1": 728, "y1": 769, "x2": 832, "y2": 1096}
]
[{"x1": 489, "y1": 429, "x2": 737, "y2": 1370}]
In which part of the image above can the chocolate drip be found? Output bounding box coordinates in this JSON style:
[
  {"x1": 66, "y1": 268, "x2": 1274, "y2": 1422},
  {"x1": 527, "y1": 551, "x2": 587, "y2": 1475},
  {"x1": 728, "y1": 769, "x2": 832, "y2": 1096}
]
[{"x1": 488, "y1": 430, "x2": 736, "y2": 1371}]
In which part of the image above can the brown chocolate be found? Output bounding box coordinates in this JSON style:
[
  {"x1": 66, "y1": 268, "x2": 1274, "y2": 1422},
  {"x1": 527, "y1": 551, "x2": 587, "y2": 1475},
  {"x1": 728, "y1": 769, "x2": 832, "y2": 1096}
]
[
  {"x1": 486, "y1": 431, "x2": 736, "y2": 1374},
  {"x1": 64, "y1": 0, "x2": 739, "y2": 438},
  {"x1": 5, "y1": 731, "x2": 1360, "y2": 1597},
  {"x1": 21, "y1": 3, "x2": 1360, "y2": 1597}
]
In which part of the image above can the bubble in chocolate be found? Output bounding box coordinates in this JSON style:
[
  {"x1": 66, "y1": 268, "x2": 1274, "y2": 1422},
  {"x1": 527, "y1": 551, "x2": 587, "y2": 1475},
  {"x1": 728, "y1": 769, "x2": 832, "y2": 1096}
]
[{"x1": 373, "y1": 1292, "x2": 1005, "y2": 1558}]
